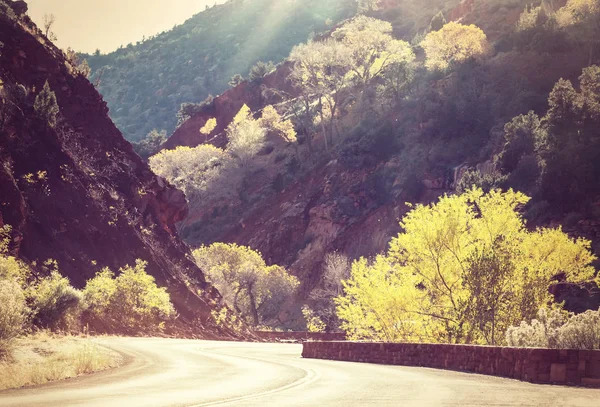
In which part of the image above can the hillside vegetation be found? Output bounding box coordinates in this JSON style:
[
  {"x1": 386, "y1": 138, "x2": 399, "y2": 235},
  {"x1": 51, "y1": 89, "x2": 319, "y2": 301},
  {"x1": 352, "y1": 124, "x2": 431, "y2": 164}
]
[
  {"x1": 0, "y1": 0, "x2": 244, "y2": 341},
  {"x1": 153, "y1": 0, "x2": 600, "y2": 334},
  {"x1": 85, "y1": 0, "x2": 357, "y2": 141}
]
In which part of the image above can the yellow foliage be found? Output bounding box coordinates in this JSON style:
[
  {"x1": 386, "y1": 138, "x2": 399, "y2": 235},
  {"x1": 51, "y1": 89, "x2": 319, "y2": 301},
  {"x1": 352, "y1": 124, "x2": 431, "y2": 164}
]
[
  {"x1": 200, "y1": 117, "x2": 217, "y2": 135},
  {"x1": 302, "y1": 305, "x2": 326, "y2": 333},
  {"x1": 422, "y1": 22, "x2": 492, "y2": 71},
  {"x1": 260, "y1": 105, "x2": 297, "y2": 143},
  {"x1": 83, "y1": 260, "x2": 176, "y2": 332},
  {"x1": 557, "y1": 0, "x2": 600, "y2": 26},
  {"x1": 336, "y1": 188, "x2": 596, "y2": 344},
  {"x1": 233, "y1": 104, "x2": 251, "y2": 125}
]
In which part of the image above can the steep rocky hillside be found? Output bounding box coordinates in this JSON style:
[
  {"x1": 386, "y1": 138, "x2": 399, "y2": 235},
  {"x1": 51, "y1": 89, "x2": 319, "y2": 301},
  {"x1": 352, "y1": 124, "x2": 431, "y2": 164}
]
[
  {"x1": 165, "y1": 0, "x2": 600, "y2": 325},
  {"x1": 84, "y1": 0, "x2": 356, "y2": 141},
  {"x1": 0, "y1": 2, "x2": 234, "y2": 337}
]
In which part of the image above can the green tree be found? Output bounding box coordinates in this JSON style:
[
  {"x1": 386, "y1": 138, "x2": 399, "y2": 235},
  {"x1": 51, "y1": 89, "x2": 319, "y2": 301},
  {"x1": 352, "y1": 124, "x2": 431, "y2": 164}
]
[
  {"x1": 65, "y1": 48, "x2": 91, "y2": 78},
  {"x1": 557, "y1": 0, "x2": 600, "y2": 64},
  {"x1": 0, "y1": 227, "x2": 30, "y2": 355},
  {"x1": 176, "y1": 95, "x2": 214, "y2": 128},
  {"x1": 302, "y1": 305, "x2": 326, "y2": 332},
  {"x1": 193, "y1": 243, "x2": 299, "y2": 326},
  {"x1": 336, "y1": 189, "x2": 596, "y2": 344},
  {"x1": 133, "y1": 129, "x2": 168, "y2": 160},
  {"x1": 421, "y1": 22, "x2": 492, "y2": 71},
  {"x1": 29, "y1": 270, "x2": 83, "y2": 331},
  {"x1": 456, "y1": 168, "x2": 506, "y2": 194},
  {"x1": 498, "y1": 111, "x2": 546, "y2": 173},
  {"x1": 248, "y1": 61, "x2": 275, "y2": 83},
  {"x1": 228, "y1": 74, "x2": 245, "y2": 87},
  {"x1": 34, "y1": 81, "x2": 59, "y2": 128},
  {"x1": 538, "y1": 67, "x2": 600, "y2": 210},
  {"x1": 429, "y1": 11, "x2": 447, "y2": 32}
]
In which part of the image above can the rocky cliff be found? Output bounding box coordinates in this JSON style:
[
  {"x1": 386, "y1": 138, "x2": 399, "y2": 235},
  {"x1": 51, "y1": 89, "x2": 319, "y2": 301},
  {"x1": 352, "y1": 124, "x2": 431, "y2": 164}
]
[{"x1": 0, "y1": 2, "x2": 232, "y2": 337}]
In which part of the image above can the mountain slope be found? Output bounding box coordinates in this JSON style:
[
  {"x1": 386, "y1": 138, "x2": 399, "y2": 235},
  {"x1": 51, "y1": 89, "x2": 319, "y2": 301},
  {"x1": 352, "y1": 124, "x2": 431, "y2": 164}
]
[
  {"x1": 85, "y1": 0, "x2": 356, "y2": 141},
  {"x1": 0, "y1": 1, "x2": 232, "y2": 336},
  {"x1": 163, "y1": 0, "x2": 600, "y2": 326}
]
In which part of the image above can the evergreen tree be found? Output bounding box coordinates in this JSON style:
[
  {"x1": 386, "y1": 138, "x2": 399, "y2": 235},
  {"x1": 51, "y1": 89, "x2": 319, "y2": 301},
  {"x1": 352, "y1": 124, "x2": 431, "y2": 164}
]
[{"x1": 34, "y1": 81, "x2": 59, "y2": 128}]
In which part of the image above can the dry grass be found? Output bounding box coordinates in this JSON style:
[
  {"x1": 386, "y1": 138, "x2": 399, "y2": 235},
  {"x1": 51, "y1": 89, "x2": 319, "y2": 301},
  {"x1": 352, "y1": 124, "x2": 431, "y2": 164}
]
[{"x1": 0, "y1": 331, "x2": 122, "y2": 390}]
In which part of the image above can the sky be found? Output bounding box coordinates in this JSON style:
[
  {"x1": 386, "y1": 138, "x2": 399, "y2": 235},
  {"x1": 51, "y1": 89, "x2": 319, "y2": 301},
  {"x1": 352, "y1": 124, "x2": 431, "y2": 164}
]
[{"x1": 27, "y1": 0, "x2": 228, "y2": 53}]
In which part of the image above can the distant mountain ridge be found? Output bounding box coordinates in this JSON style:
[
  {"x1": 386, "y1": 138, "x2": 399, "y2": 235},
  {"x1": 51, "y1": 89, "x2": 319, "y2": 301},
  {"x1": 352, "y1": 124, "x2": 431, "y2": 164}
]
[{"x1": 85, "y1": 0, "x2": 356, "y2": 141}]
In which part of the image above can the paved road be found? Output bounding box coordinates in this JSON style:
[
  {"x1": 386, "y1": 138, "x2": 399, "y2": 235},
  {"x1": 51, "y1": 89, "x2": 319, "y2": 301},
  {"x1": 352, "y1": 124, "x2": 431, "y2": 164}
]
[{"x1": 0, "y1": 337, "x2": 598, "y2": 406}]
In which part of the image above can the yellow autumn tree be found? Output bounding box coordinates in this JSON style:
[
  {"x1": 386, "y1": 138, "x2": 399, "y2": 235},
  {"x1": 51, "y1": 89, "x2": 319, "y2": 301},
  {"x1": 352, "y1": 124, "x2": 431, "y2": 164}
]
[
  {"x1": 226, "y1": 105, "x2": 267, "y2": 166},
  {"x1": 336, "y1": 188, "x2": 596, "y2": 344},
  {"x1": 421, "y1": 22, "x2": 492, "y2": 71},
  {"x1": 199, "y1": 117, "x2": 217, "y2": 138},
  {"x1": 260, "y1": 105, "x2": 297, "y2": 143}
]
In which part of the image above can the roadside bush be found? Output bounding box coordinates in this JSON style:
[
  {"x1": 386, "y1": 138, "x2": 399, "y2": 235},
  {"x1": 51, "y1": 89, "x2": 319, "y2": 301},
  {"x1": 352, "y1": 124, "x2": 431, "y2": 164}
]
[
  {"x1": 0, "y1": 279, "x2": 28, "y2": 356},
  {"x1": 506, "y1": 307, "x2": 600, "y2": 349},
  {"x1": 555, "y1": 309, "x2": 600, "y2": 350},
  {"x1": 302, "y1": 305, "x2": 326, "y2": 333},
  {"x1": 83, "y1": 260, "x2": 176, "y2": 333},
  {"x1": 0, "y1": 254, "x2": 29, "y2": 285},
  {"x1": 505, "y1": 308, "x2": 568, "y2": 348},
  {"x1": 29, "y1": 271, "x2": 83, "y2": 332}
]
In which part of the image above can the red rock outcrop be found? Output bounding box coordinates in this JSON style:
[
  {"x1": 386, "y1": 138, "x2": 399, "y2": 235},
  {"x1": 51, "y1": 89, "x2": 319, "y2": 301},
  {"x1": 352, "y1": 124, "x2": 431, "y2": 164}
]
[
  {"x1": 0, "y1": 8, "x2": 234, "y2": 337},
  {"x1": 163, "y1": 62, "x2": 297, "y2": 150}
]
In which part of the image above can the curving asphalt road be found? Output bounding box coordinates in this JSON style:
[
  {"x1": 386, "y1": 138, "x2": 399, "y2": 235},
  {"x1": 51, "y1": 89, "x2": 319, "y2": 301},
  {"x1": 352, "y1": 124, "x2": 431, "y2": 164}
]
[{"x1": 0, "y1": 337, "x2": 598, "y2": 407}]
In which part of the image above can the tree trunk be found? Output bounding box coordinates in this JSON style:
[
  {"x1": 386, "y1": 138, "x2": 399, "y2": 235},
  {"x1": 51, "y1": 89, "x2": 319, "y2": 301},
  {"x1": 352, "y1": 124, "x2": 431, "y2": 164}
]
[
  {"x1": 318, "y1": 97, "x2": 329, "y2": 150},
  {"x1": 248, "y1": 286, "x2": 259, "y2": 326},
  {"x1": 233, "y1": 287, "x2": 243, "y2": 315}
]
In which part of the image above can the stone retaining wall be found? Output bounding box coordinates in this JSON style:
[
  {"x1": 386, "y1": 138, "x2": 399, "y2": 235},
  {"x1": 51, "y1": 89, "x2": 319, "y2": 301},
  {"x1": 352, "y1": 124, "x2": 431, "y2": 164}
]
[
  {"x1": 302, "y1": 341, "x2": 600, "y2": 386},
  {"x1": 254, "y1": 331, "x2": 346, "y2": 342}
]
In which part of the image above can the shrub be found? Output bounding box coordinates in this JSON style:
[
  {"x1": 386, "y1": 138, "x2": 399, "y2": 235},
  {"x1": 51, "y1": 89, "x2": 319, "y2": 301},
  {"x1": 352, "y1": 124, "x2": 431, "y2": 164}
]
[
  {"x1": 302, "y1": 305, "x2": 326, "y2": 333},
  {"x1": 506, "y1": 307, "x2": 600, "y2": 349},
  {"x1": 559, "y1": 309, "x2": 600, "y2": 349},
  {"x1": 228, "y1": 74, "x2": 244, "y2": 87},
  {"x1": 29, "y1": 271, "x2": 83, "y2": 331},
  {"x1": 83, "y1": 260, "x2": 176, "y2": 333},
  {"x1": 248, "y1": 61, "x2": 275, "y2": 83},
  {"x1": 0, "y1": 279, "x2": 28, "y2": 356},
  {"x1": 176, "y1": 95, "x2": 214, "y2": 127},
  {"x1": 0, "y1": 255, "x2": 30, "y2": 285},
  {"x1": 456, "y1": 168, "x2": 507, "y2": 193},
  {"x1": 505, "y1": 308, "x2": 568, "y2": 348},
  {"x1": 33, "y1": 81, "x2": 59, "y2": 128},
  {"x1": 132, "y1": 129, "x2": 167, "y2": 160}
]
